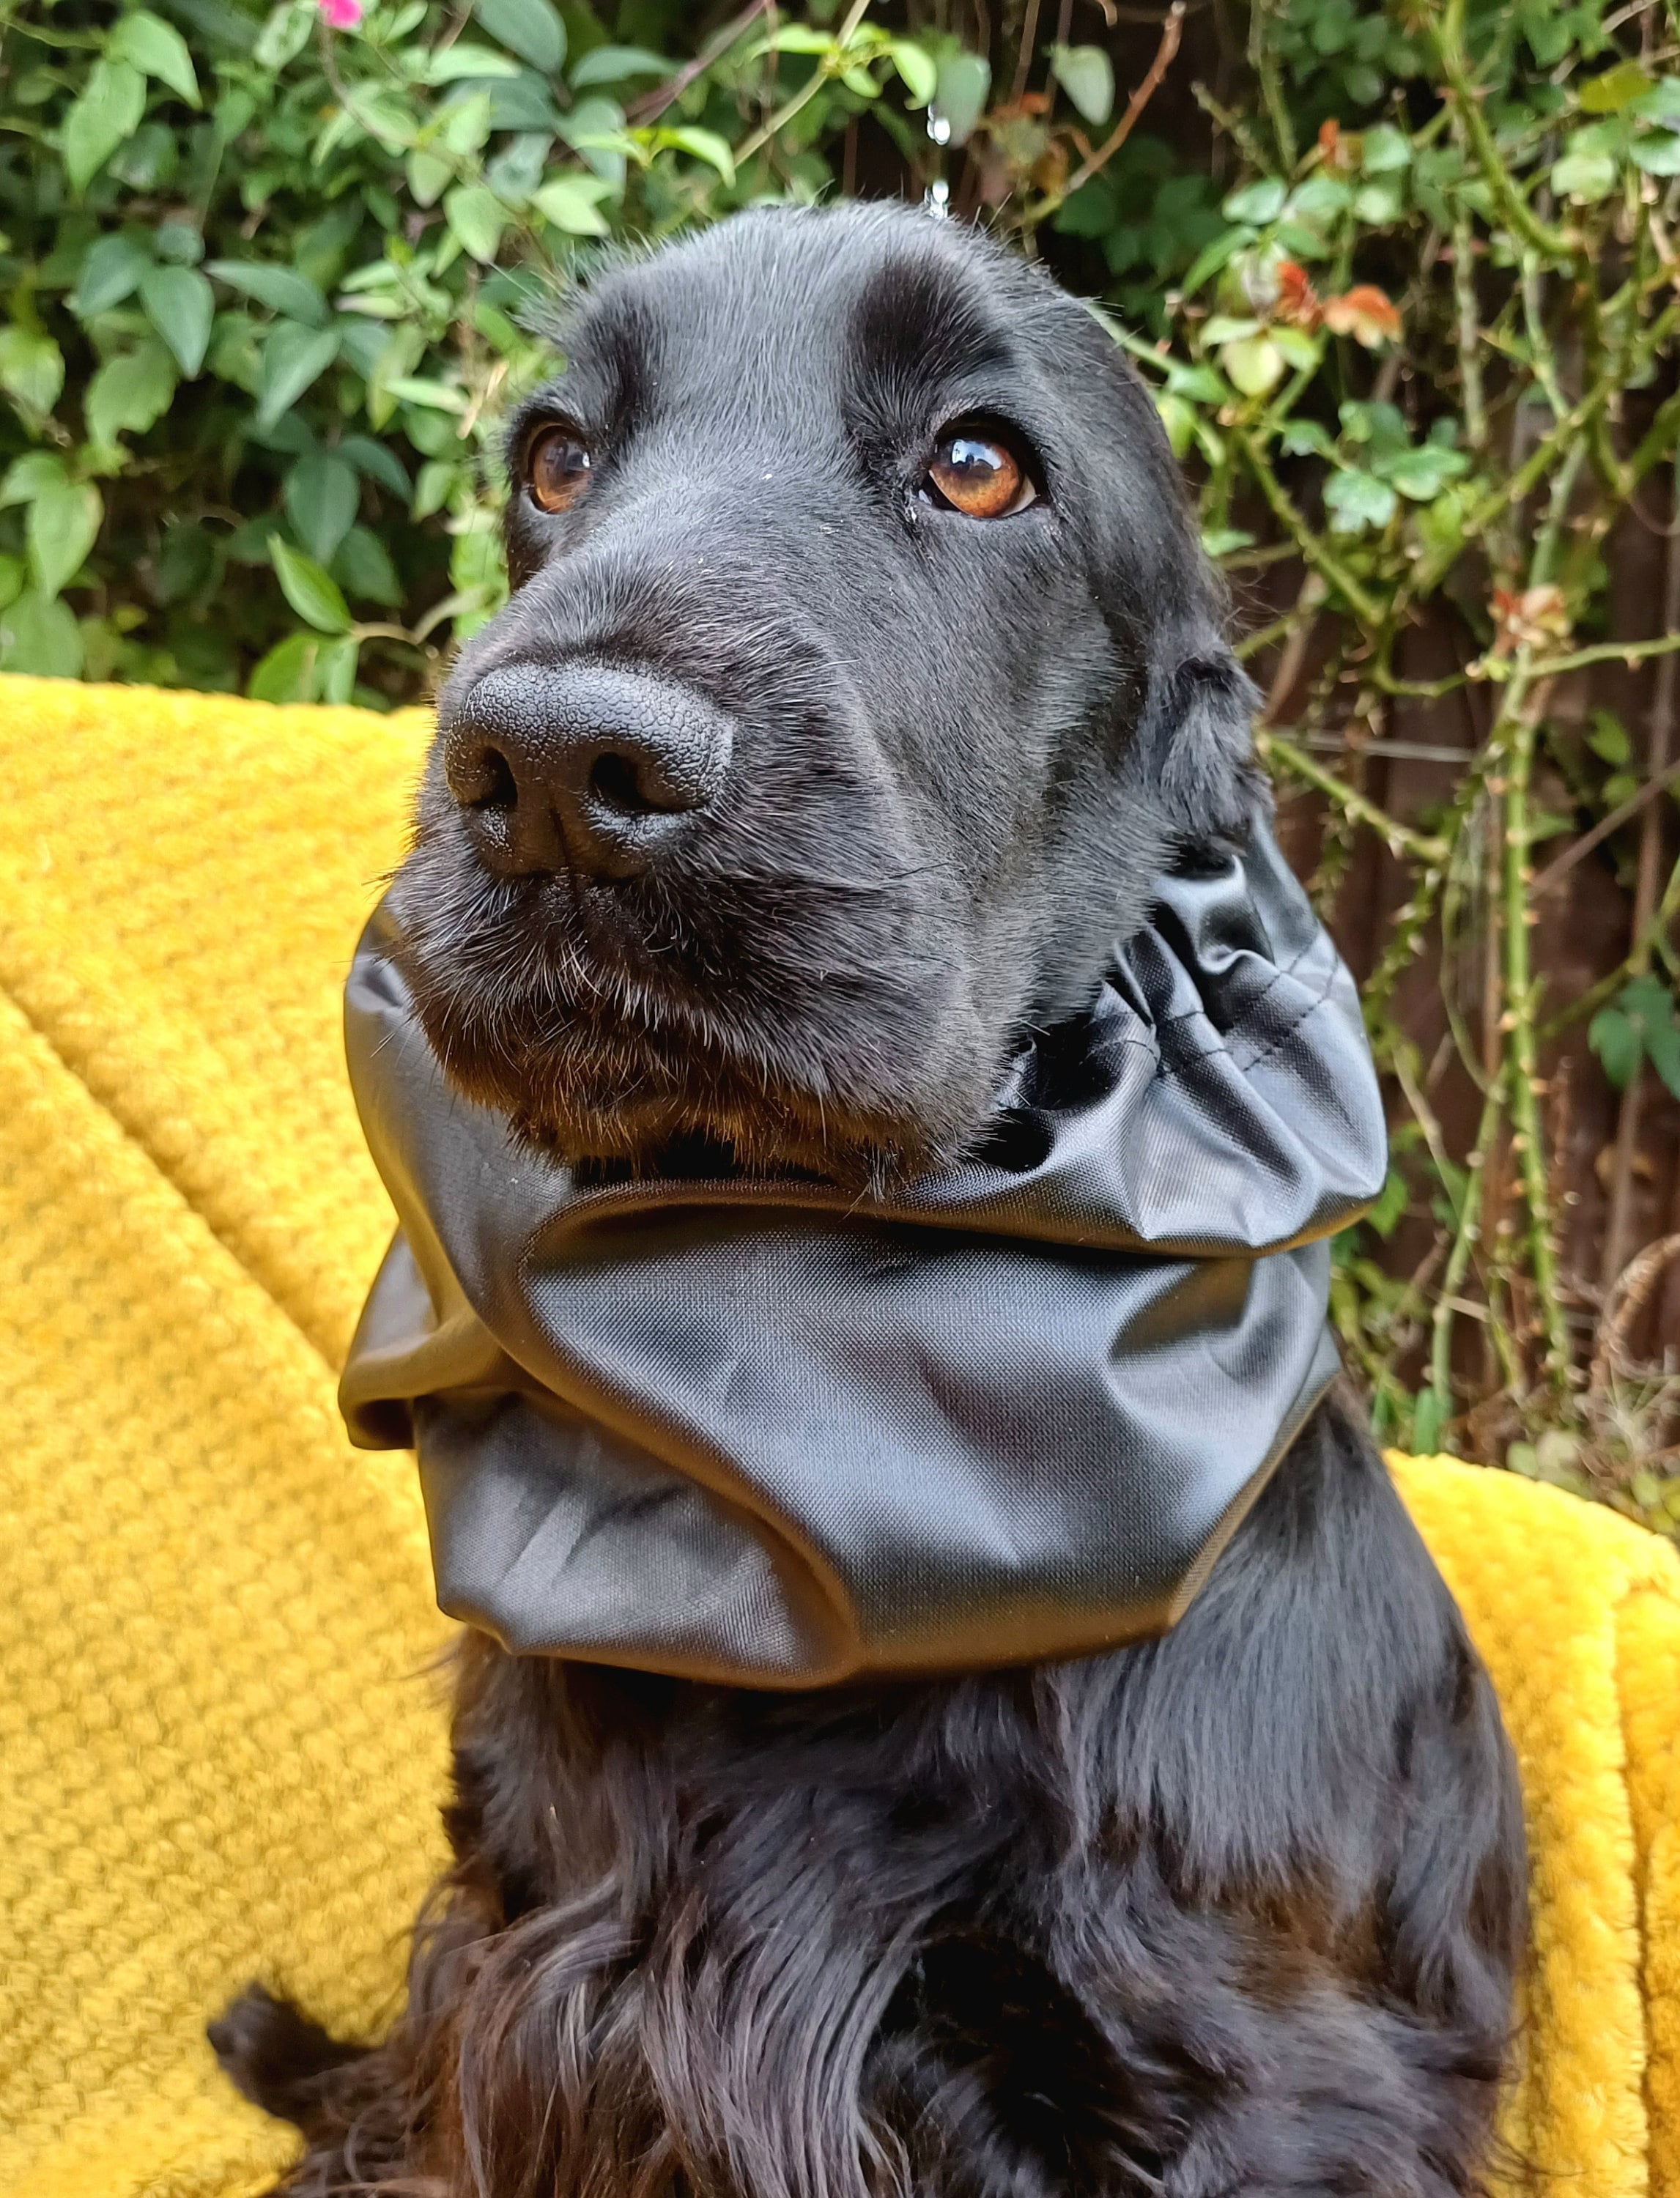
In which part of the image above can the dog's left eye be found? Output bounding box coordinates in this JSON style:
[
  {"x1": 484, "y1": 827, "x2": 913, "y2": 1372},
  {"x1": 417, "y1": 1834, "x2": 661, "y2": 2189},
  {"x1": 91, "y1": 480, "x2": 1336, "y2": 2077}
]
[
  {"x1": 526, "y1": 426, "x2": 593, "y2": 515},
  {"x1": 922, "y1": 427, "x2": 1037, "y2": 519}
]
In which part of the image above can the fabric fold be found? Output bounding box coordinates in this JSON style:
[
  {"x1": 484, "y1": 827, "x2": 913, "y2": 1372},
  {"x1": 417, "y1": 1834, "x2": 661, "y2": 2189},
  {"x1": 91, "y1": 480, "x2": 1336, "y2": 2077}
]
[{"x1": 341, "y1": 806, "x2": 1388, "y2": 1688}]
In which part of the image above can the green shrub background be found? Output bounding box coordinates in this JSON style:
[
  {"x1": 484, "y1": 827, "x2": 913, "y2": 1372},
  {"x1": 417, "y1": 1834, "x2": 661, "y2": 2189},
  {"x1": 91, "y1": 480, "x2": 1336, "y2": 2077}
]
[{"x1": 4, "y1": 0, "x2": 1680, "y2": 1517}]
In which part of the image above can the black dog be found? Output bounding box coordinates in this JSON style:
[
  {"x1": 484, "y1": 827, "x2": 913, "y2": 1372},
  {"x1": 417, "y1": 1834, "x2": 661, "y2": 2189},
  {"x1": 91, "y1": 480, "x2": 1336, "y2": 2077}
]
[{"x1": 214, "y1": 203, "x2": 1525, "y2": 2197}]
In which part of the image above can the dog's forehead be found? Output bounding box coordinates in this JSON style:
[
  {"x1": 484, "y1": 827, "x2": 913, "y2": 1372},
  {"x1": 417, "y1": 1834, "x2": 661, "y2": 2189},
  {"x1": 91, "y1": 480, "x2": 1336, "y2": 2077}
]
[{"x1": 557, "y1": 210, "x2": 1048, "y2": 433}]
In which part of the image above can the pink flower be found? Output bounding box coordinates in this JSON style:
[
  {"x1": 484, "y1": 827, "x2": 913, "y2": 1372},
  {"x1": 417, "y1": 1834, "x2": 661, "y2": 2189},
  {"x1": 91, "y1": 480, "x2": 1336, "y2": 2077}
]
[{"x1": 319, "y1": 0, "x2": 362, "y2": 29}]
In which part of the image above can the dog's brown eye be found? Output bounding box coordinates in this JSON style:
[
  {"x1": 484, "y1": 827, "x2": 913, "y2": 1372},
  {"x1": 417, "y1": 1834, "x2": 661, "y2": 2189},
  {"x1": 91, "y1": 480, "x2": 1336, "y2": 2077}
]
[
  {"x1": 925, "y1": 431, "x2": 1035, "y2": 519},
  {"x1": 527, "y1": 427, "x2": 592, "y2": 515}
]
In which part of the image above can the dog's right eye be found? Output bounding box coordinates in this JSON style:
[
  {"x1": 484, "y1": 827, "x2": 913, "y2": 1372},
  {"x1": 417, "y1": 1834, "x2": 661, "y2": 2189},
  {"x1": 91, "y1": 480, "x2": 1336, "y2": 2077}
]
[
  {"x1": 526, "y1": 427, "x2": 593, "y2": 515},
  {"x1": 922, "y1": 425, "x2": 1038, "y2": 520}
]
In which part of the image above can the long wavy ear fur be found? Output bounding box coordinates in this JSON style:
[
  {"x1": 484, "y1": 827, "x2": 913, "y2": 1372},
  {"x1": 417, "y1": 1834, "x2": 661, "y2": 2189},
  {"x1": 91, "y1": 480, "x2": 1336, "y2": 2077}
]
[{"x1": 1125, "y1": 641, "x2": 1265, "y2": 845}]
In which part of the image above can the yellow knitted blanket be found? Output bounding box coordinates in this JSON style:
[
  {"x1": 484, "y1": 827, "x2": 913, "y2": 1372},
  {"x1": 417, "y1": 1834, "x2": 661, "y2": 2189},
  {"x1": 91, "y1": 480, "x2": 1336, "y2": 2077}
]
[{"x1": 0, "y1": 673, "x2": 1676, "y2": 2198}]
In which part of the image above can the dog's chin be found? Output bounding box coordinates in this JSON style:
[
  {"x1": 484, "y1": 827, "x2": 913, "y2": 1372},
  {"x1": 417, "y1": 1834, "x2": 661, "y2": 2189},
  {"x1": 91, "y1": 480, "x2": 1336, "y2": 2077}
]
[{"x1": 402, "y1": 983, "x2": 983, "y2": 1193}]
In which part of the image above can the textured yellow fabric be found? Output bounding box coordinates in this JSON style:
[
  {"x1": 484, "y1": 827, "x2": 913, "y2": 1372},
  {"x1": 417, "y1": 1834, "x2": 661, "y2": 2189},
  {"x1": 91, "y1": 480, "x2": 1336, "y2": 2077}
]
[{"x1": 0, "y1": 672, "x2": 1676, "y2": 2198}]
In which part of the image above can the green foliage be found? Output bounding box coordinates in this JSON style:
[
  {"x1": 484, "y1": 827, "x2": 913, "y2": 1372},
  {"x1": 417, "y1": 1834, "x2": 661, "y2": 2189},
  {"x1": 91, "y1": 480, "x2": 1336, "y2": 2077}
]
[{"x1": 0, "y1": 0, "x2": 947, "y2": 697}]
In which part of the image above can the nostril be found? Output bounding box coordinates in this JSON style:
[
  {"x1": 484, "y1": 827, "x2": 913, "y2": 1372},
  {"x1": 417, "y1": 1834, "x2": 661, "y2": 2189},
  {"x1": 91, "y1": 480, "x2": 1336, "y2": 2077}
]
[
  {"x1": 588, "y1": 750, "x2": 657, "y2": 818},
  {"x1": 448, "y1": 737, "x2": 518, "y2": 812}
]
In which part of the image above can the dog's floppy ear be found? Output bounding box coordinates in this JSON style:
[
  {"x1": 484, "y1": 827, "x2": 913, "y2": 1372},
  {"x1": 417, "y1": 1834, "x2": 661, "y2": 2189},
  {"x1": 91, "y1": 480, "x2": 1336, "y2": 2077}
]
[
  {"x1": 1074, "y1": 330, "x2": 1264, "y2": 846},
  {"x1": 1123, "y1": 626, "x2": 1264, "y2": 846}
]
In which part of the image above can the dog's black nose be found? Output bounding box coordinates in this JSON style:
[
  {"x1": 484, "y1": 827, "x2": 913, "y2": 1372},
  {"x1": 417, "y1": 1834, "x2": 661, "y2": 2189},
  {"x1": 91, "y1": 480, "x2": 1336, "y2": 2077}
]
[{"x1": 443, "y1": 663, "x2": 733, "y2": 881}]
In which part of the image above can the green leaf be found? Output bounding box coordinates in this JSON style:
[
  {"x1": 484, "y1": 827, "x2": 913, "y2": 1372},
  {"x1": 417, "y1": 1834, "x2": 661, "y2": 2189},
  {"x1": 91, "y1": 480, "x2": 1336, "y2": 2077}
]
[
  {"x1": 1220, "y1": 334, "x2": 1285, "y2": 396},
  {"x1": 1551, "y1": 147, "x2": 1618, "y2": 201},
  {"x1": 26, "y1": 480, "x2": 102, "y2": 598},
  {"x1": 0, "y1": 327, "x2": 65, "y2": 416},
  {"x1": 109, "y1": 10, "x2": 201, "y2": 104},
  {"x1": 888, "y1": 40, "x2": 937, "y2": 108},
  {"x1": 1155, "y1": 391, "x2": 1196, "y2": 458},
  {"x1": 155, "y1": 220, "x2": 204, "y2": 265},
  {"x1": 1201, "y1": 525, "x2": 1256, "y2": 558},
  {"x1": 84, "y1": 340, "x2": 177, "y2": 448},
  {"x1": 1323, "y1": 467, "x2": 1397, "y2": 533},
  {"x1": 1587, "y1": 708, "x2": 1632, "y2": 766},
  {"x1": 531, "y1": 172, "x2": 615, "y2": 233},
  {"x1": 248, "y1": 630, "x2": 320, "y2": 703},
  {"x1": 0, "y1": 453, "x2": 69, "y2": 507},
  {"x1": 72, "y1": 232, "x2": 154, "y2": 317},
  {"x1": 1272, "y1": 324, "x2": 1320, "y2": 371},
  {"x1": 1578, "y1": 59, "x2": 1649, "y2": 112},
  {"x1": 316, "y1": 632, "x2": 358, "y2": 703},
  {"x1": 253, "y1": 0, "x2": 315, "y2": 70},
  {"x1": 1279, "y1": 418, "x2": 1337, "y2": 459},
  {"x1": 485, "y1": 131, "x2": 550, "y2": 204},
  {"x1": 62, "y1": 57, "x2": 149, "y2": 193},
  {"x1": 337, "y1": 434, "x2": 410, "y2": 497},
  {"x1": 406, "y1": 149, "x2": 454, "y2": 206},
  {"x1": 1590, "y1": 1004, "x2": 1642, "y2": 1089},
  {"x1": 1164, "y1": 362, "x2": 1227, "y2": 404},
  {"x1": 271, "y1": 536, "x2": 352, "y2": 633},
  {"x1": 570, "y1": 42, "x2": 666, "y2": 86},
  {"x1": 1048, "y1": 43, "x2": 1114, "y2": 127},
  {"x1": 332, "y1": 523, "x2": 402, "y2": 606},
  {"x1": 1381, "y1": 443, "x2": 1469, "y2": 500},
  {"x1": 1285, "y1": 174, "x2": 1352, "y2": 226},
  {"x1": 1202, "y1": 314, "x2": 1262, "y2": 344},
  {"x1": 1367, "y1": 1166, "x2": 1410, "y2": 1238},
  {"x1": 1632, "y1": 133, "x2": 1680, "y2": 175},
  {"x1": 932, "y1": 49, "x2": 990, "y2": 144},
  {"x1": 756, "y1": 24, "x2": 837, "y2": 53},
  {"x1": 476, "y1": 0, "x2": 566, "y2": 72},
  {"x1": 1221, "y1": 177, "x2": 1286, "y2": 224},
  {"x1": 445, "y1": 184, "x2": 508, "y2": 264},
  {"x1": 387, "y1": 375, "x2": 467, "y2": 413},
  {"x1": 0, "y1": 588, "x2": 84, "y2": 678},
  {"x1": 661, "y1": 126, "x2": 735, "y2": 183},
  {"x1": 139, "y1": 264, "x2": 215, "y2": 377},
  {"x1": 1646, "y1": 1009, "x2": 1680, "y2": 1102},
  {"x1": 256, "y1": 321, "x2": 341, "y2": 429},
  {"x1": 1632, "y1": 78, "x2": 1680, "y2": 124},
  {"x1": 1359, "y1": 122, "x2": 1412, "y2": 172},
  {"x1": 284, "y1": 451, "x2": 360, "y2": 566},
  {"x1": 205, "y1": 259, "x2": 330, "y2": 327},
  {"x1": 1353, "y1": 182, "x2": 1404, "y2": 224},
  {"x1": 558, "y1": 93, "x2": 629, "y2": 183},
  {"x1": 424, "y1": 42, "x2": 523, "y2": 82}
]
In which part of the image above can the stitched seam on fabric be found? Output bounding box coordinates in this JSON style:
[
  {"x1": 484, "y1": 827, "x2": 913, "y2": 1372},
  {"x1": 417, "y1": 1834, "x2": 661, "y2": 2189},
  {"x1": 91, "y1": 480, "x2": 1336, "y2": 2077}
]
[
  {"x1": 1154, "y1": 957, "x2": 1340, "y2": 1085},
  {"x1": 0, "y1": 966, "x2": 337, "y2": 1381},
  {"x1": 1145, "y1": 932, "x2": 1321, "y2": 1038}
]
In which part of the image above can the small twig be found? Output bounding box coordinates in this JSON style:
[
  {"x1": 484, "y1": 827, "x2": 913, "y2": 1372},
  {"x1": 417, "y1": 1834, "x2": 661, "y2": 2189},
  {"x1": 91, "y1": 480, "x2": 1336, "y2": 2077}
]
[
  {"x1": 731, "y1": 0, "x2": 872, "y2": 167},
  {"x1": 1257, "y1": 728, "x2": 1451, "y2": 862},
  {"x1": 1235, "y1": 432, "x2": 1384, "y2": 626},
  {"x1": 629, "y1": 0, "x2": 771, "y2": 125},
  {"x1": 1010, "y1": 0, "x2": 1044, "y2": 106},
  {"x1": 1530, "y1": 755, "x2": 1680, "y2": 895},
  {"x1": 1031, "y1": 1, "x2": 1185, "y2": 216}
]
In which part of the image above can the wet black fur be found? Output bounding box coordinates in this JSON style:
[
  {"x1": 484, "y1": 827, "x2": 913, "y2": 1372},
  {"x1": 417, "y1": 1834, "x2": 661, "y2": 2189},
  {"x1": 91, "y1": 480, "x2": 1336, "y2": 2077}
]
[{"x1": 213, "y1": 204, "x2": 1525, "y2": 2195}]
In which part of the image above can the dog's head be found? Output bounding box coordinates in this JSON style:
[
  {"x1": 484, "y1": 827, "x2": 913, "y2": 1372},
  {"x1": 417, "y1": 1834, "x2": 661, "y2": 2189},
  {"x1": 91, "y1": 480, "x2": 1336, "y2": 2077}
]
[{"x1": 388, "y1": 201, "x2": 1258, "y2": 1181}]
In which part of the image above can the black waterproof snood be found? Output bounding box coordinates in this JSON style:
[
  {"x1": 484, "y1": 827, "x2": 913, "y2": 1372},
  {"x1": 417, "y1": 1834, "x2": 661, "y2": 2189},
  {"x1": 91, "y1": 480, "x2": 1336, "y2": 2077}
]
[{"x1": 341, "y1": 807, "x2": 1387, "y2": 1690}]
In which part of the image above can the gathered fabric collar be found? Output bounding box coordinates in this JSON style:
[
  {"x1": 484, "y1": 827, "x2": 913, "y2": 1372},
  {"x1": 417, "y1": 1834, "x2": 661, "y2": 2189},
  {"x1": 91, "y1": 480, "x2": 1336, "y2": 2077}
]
[{"x1": 340, "y1": 808, "x2": 1386, "y2": 1690}]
